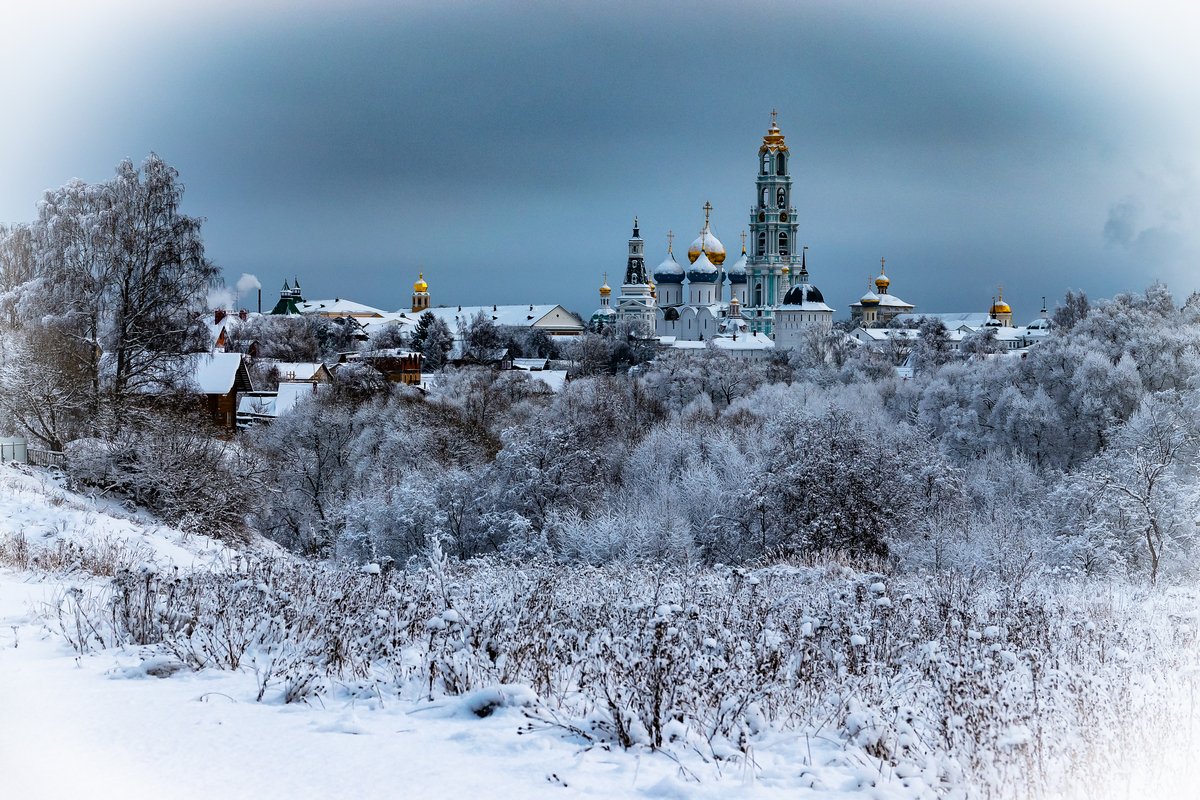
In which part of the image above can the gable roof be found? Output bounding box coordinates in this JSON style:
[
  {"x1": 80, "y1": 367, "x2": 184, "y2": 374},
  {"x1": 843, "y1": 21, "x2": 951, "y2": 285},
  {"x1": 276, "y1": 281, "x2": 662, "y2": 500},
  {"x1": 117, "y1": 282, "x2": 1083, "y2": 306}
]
[{"x1": 189, "y1": 352, "x2": 251, "y2": 394}]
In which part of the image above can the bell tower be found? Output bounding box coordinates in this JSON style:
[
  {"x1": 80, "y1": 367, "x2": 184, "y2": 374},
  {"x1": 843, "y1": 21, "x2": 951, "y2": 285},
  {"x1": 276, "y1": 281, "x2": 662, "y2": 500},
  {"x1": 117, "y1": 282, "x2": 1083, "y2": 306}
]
[
  {"x1": 412, "y1": 272, "x2": 430, "y2": 313},
  {"x1": 616, "y1": 217, "x2": 656, "y2": 334},
  {"x1": 746, "y1": 110, "x2": 800, "y2": 335}
]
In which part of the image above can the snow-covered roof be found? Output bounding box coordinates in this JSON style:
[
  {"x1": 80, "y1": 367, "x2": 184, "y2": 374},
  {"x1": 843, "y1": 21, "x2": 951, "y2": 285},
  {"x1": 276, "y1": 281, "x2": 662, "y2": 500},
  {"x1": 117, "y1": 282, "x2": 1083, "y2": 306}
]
[
  {"x1": 513, "y1": 358, "x2": 550, "y2": 370},
  {"x1": 189, "y1": 352, "x2": 247, "y2": 394},
  {"x1": 894, "y1": 312, "x2": 990, "y2": 328},
  {"x1": 875, "y1": 293, "x2": 914, "y2": 308},
  {"x1": 268, "y1": 362, "x2": 327, "y2": 381},
  {"x1": 237, "y1": 382, "x2": 325, "y2": 420},
  {"x1": 777, "y1": 300, "x2": 834, "y2": 312},
  {"x1": 850, "y1": 328, "x2": 921, "y2": 342},
  {"x1": 297, "y1": 298, "x2": 388, "y2": 317},
  {"x1": 417, "y1": 305, "x2": 583, "y2": 333},
  {"x1": 668, "y1": 333, "x2": 775, "y2": 351}
]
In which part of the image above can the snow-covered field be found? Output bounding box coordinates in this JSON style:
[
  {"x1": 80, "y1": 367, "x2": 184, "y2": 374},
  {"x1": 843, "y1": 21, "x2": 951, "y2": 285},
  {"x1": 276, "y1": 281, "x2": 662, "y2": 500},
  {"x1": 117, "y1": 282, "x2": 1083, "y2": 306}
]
[{"x1": 1, "y1": 464, "x2": 1198, "y2": 800}]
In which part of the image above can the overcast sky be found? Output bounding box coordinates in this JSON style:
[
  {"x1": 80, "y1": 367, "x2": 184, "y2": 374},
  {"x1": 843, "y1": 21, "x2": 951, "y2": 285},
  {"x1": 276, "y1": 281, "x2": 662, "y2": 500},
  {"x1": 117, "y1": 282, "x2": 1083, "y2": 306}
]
[{"x1": 2, "y1": 0, "x2": 1197, "y2": 321}]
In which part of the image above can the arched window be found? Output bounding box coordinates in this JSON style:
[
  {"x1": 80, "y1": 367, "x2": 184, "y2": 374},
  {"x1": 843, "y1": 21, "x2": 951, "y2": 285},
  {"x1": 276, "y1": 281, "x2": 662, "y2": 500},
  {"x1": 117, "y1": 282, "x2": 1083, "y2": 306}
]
[
  {"x1": 757, "y1": 231, "x2": 766, "y2": 256},
  {"x1": 761, "y1": 153, "x2": 770, "y2": 174},
  {"x1": 776, "y1": 188, "x2": 786, "y2": 208},
  {"x1": 776, "y1": 152, "x2": 786, "y2": 176},
  {"x1": 778, "y1": 232, "x2": 789, "y2": 257},
  {"x1": 760, "y1": 187, "x2": 768, "y2": 208}
]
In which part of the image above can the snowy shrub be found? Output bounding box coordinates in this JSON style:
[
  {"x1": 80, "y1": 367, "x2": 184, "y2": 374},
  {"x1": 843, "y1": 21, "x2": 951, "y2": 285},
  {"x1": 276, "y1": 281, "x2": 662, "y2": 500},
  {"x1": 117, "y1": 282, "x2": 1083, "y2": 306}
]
[{"x1": 38, "y1": 545, "x2": 1200, "y2": 799}]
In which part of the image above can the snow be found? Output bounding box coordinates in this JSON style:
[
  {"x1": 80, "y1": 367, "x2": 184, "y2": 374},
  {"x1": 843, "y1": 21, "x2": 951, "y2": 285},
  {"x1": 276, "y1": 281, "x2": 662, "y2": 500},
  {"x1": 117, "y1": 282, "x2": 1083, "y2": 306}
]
[
  {"x1": 2, "y1": 465, "x2": 1199, "y2": 800},
  {"x1": 416, "y1": 304, "x2": 584, "y2": 333},
  {"x1": 267, "y1": 362, "x2": 327, "y2": 382},
  {"x1": 186, "y1": 351, "x2": 245, "y2": 394},
  {"x1": 297, "y1": 298, "x2": 388, "y2": 317}
]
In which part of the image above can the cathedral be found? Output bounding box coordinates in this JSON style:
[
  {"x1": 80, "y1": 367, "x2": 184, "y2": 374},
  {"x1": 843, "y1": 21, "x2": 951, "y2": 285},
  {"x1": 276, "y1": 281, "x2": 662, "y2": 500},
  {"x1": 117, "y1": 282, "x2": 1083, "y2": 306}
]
[{"x1": 592, "y1": 113, "x2": 833, "y2": 348}]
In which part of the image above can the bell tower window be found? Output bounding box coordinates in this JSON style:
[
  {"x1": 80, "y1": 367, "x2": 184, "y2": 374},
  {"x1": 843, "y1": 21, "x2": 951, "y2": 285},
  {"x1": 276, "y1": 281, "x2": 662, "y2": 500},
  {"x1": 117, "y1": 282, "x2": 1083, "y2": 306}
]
[
  {"x1": 776, "y1": 188, "x2": 786, "y2": 208},
  {"x1": 776, "y1": 152, "x2": 786, "y2": 176},
  {"x1": 756, "y1": 231, "x2": 766, "y2": 257},
  {"x1": 778, "y1": 232, "x2": 789, "y2": 257}
]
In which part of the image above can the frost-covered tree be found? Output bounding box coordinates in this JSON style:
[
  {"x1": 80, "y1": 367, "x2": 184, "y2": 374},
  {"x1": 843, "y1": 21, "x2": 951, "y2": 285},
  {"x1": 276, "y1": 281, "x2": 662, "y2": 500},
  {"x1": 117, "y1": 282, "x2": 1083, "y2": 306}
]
[{"x1": 411, "y1": 310, "x2": 453, "y2": 371}]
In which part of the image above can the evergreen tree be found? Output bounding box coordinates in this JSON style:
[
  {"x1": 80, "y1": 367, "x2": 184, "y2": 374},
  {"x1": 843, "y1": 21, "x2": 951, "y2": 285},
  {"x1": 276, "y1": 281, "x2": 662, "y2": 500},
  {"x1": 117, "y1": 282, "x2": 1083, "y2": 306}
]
[{"x1": 412, "y1": 310, "x2": 453, "y2": 371}]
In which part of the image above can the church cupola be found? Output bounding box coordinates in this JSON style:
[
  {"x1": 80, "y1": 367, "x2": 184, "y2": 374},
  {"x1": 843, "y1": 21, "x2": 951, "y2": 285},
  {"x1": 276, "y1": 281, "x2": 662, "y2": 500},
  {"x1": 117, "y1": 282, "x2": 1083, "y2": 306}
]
[
  {"x1": 989, "y1": 286, "x2": 1013, "y2": 326},
  {"x1": 687, "y1": 201, "x2": 726, "y2": 266},
  {"x1": 874, "y1": 259, "x2": 891, "y2": 295},
  {"x1": 591, "y1": 272, "x2": 617, "y2": 329},
  {"x1": 653, "y1": 230, "x2": 686, "y2": 307},
  {"x1": 412, "y1": 272, "x2": 430, "y2": 313}
]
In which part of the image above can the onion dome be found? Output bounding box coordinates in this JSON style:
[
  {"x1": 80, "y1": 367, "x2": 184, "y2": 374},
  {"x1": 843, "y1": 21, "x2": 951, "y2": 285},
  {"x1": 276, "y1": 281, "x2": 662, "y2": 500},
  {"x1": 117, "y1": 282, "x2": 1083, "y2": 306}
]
[
  {"x1": 688, "y1": 229, "x2": 726, "y2": 266},
  {"x1": 874, "y1": 271, "x2": 890, "y2": 292},
  {"x1": 654, "y1": 251, "x2": 685, "y2": 283},
  {"x1": 687, "y1": 201, "x2": 726, "y2": 265},
  {"x1": 413, "y1": 273, "x2": 428, "y2": 293},
  {"x1": 860, "y1": 290, "x2": 880, "y2": 306},
  {"x1": 783, "y1": 282, "x2": 825, "y2": 305},
  {"x1": 687, "y1": 248, "x2": 720, "y2": 283},
  {"x1": 599, "y1": 275, "x2": 611, "y2": 297},
  {"x1": 990, "y1": 299, "x2": 1011, "y2": 315},
  {"x1": 726, "y1": 249, "x2": 748, "y2": 284}
]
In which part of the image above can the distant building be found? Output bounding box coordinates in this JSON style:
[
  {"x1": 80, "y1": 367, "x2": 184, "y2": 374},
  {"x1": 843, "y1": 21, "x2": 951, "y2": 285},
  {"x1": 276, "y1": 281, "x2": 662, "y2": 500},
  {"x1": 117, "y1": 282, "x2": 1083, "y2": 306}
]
[{"x1": 849, "y1": 261, "x2": 915, "y2": 326}]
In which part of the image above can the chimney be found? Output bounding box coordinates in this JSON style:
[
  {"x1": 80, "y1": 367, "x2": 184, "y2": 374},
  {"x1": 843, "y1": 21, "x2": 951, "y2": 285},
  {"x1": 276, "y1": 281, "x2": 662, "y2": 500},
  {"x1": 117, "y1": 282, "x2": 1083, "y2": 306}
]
[
  {"x1": 258, "y1": 288, "x2": 262, "y2": 314},
  {"x1": 215, "y1": 309, "x2": 227, "y2": 324}
]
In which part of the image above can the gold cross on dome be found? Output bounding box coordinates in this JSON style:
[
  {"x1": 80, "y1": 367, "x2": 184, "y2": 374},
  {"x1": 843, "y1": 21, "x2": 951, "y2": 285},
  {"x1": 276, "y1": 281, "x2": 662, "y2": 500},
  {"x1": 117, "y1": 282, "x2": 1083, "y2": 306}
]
[
  {"x1": 667, "y1": 230, "x2": 674, "y2": 252},
  {"x1": 740, "y1": 230, "x2": 747, "y2": 248},
  {"x1": 703, "y1": 201, "x2": 712, "y2": 226},
  {"x1": 770, "y1": 108, "x2": 778, "y2": 126},
  {"x1": 880, "y1": 257, "x2": 886, "y2": 272}
]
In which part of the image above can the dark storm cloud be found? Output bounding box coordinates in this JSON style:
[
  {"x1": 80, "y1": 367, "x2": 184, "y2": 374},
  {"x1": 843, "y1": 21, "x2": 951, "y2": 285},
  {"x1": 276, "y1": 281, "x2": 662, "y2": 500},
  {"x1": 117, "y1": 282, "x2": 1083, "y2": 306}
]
[{"x1": 3, "y1": 1, "x2": 1195, "y2": 321}]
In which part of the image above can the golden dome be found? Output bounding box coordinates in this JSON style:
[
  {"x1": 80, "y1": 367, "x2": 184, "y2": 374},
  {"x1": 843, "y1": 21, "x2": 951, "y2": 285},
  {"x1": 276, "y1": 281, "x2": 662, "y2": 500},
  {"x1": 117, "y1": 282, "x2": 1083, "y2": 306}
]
[
  {"x1": 687, "y1": 233, "x2": 726, "y2": 266},
  {"x1": 990, "y1": 300, "x2": 1011, "y2": 314},
  {"x1": 759, "y1": 110, "x2": 789, "y2": 154},
  {"x1": 873, "y1": 257, "x2": 892, "y2": 292},
  {"x1": 599, "y1": 272, "x2": 611, "y2": 296},
  {"x1": 687, "y1": 201, "x2": 726, "y2": 266},
  {"x1": 413, "y1": 272, "x2": 428, "y2": 293}
]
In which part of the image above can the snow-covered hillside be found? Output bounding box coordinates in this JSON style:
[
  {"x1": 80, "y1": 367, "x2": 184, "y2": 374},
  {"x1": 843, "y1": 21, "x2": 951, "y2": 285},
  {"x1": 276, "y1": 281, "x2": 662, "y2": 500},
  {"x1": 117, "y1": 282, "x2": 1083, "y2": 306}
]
[{"x1": 1, "y1": 463, "x2": 1198, "y2": 800}]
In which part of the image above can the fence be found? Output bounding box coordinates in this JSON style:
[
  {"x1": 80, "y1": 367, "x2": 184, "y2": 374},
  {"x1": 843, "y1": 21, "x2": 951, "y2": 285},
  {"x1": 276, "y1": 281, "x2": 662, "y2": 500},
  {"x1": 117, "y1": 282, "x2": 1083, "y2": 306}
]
[
  {"x1": 28, "y1": 448, "x2": 66, "y2": 469},
  {"x1": 0, "y1": 437, "x2": 28, "y2": 463}
]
